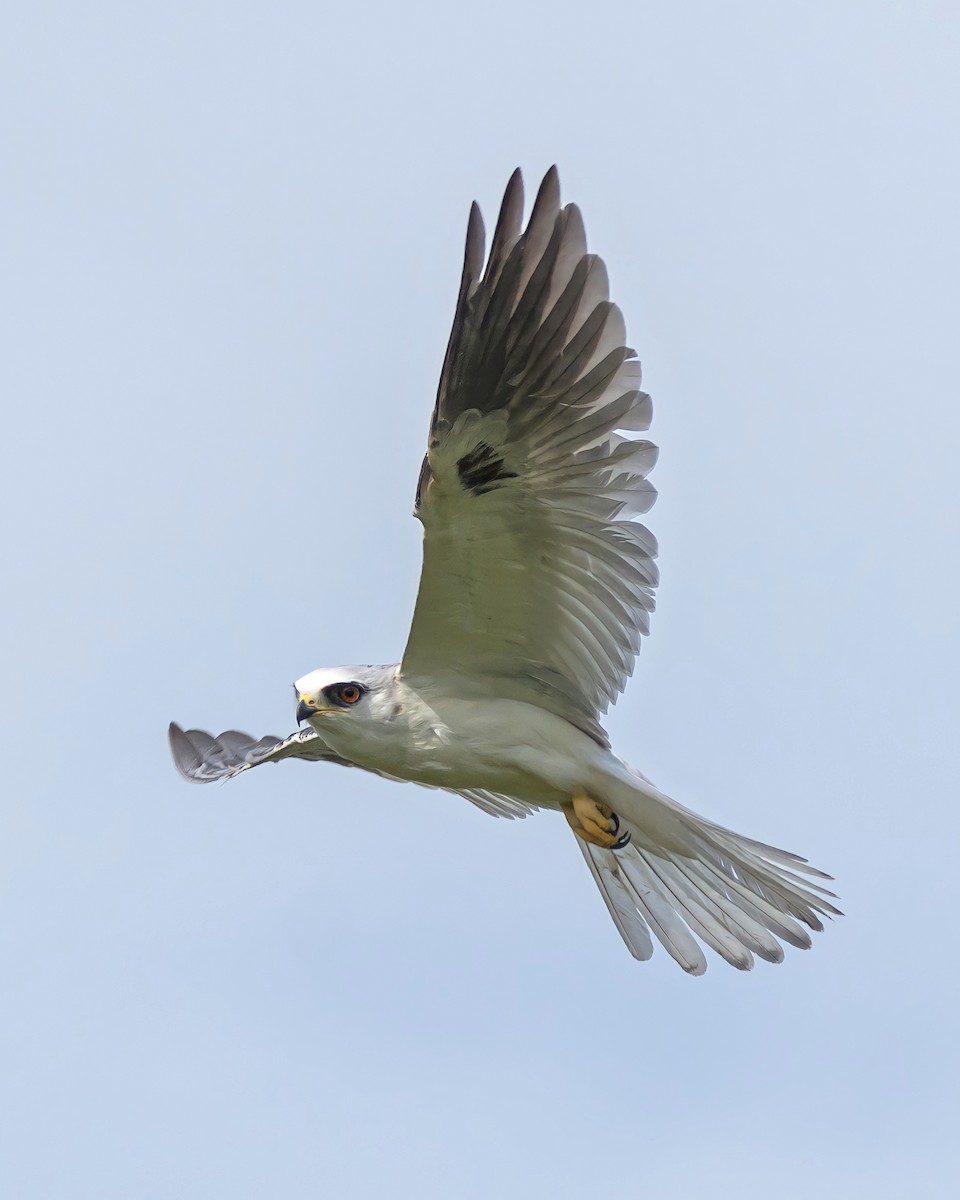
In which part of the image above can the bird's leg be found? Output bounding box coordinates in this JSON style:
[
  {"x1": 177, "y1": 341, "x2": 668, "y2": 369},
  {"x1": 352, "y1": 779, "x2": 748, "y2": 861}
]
[{"x1": 563, "y1": 788, "x2": 631, "y2": 850}]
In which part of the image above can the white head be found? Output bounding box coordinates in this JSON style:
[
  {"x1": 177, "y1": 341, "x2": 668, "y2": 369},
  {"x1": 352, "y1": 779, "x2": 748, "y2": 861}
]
[{"x1": 294, "y1": 664, "x2": 398, "y2": 726}]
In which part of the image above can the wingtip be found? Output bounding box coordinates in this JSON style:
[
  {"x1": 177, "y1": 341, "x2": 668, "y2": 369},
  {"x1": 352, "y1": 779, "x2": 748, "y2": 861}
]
[
  {"x1": 562, "y1": 201, "x2": 587, "y2": 249},
  {"x1": 534, "y1": 165, "x2": 561, "y2": 214},
  {"x1": 500, "y1": 169, "x2": 525, "y2": 224},
  {"x1": 167, "y1": 721, "x2": 203, "y2": 782},
  {"x1": 464, "y1": 201, "x2": 485, "y2": 280}
]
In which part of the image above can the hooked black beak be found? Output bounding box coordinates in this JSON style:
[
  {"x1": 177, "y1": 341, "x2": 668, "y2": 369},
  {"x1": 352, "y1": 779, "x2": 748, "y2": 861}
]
[{"x1": 296, "y1": 699, "x2": 319, "y2": 725}]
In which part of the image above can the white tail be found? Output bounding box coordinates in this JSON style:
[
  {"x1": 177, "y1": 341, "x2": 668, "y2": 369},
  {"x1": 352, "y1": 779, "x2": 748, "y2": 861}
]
[{"x1": 580, "y1": 764, "x2": 839, "y2": 973}]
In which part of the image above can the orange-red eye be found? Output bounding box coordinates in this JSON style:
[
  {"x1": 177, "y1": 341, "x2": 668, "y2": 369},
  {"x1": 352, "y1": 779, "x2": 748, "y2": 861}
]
[{"x1": 338, "y1": 684, "x2": 362, "y2": 705}]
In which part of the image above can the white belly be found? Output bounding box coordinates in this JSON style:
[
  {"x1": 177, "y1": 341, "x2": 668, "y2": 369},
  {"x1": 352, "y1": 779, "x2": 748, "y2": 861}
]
[{"x1": 312, "y1": 687, "x2": 611, "y2": 810}]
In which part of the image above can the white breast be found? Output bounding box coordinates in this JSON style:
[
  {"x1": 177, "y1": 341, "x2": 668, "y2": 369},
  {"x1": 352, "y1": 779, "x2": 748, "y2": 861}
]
[{"x1": 316, "y1": 679, "x2": 608, "y2": 809}]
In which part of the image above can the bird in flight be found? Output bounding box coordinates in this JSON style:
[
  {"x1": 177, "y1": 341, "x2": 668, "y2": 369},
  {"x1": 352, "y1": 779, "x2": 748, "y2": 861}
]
[{"x1": 170, "y1": 168, "x2": 838, "y2": 974}]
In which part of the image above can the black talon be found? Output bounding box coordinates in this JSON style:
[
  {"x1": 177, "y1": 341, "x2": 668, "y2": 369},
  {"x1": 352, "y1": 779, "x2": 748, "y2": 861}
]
[{"x1": 609, "y1": 811, "x2": 631, "y2": 849}]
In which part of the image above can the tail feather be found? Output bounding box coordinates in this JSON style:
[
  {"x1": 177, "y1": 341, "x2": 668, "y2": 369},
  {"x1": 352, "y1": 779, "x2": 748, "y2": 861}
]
[
  {"x1": 644, "y1": 852, "x2": 780, "y2": 968},
  {"x1": 577, "y1": 839, "x2": 654, "y2": 961},
  {"x1": 725, "y1": 832, "x2": 836, "y2": 880},
  {"x1": 687, "y1": 858, "x2": 813, "y2": 950},
  {"x1": 577, "y1": 785, "x2": 839, "y2": 972},
  {"x1": 698, "y1": 841, "x2": 837, "y2": 927},
  {"x1": 640, "y1": 851, "x2": 754, "y2": 970},
  {"x1": 617, "y1": 853, "x2": 708, "y2": 975}
]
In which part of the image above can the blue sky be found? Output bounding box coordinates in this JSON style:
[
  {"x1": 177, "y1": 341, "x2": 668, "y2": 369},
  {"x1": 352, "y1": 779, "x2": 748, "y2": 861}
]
[{"x1": 2, "y1": 3, "x2": 958, "y2": 1196}]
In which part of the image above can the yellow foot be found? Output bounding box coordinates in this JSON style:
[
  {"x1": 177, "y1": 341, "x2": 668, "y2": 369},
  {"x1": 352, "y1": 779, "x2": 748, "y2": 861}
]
[{"x1": 562, "y1": 788, "x2": 631, "y2": 850}]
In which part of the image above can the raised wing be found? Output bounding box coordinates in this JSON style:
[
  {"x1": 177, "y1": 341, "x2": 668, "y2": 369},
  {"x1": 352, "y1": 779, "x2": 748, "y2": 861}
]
[
  {"x1": 168, "y1": 723, "x2": 352, "y2": 783},
  {"x1": 402, "y1": 168, "x2": 658, "y2": 739}
]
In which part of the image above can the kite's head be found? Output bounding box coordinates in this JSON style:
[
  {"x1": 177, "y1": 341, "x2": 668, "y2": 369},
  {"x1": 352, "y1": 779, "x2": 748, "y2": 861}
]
[{"x1": 294, "y1": 664, "x2": 394, "y2": 725}]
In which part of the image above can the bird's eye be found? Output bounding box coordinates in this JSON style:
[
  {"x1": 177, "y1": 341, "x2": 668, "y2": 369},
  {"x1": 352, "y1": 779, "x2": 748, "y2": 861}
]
[{"x1": 338, "y1": 684, "x2": 362, "y2": 705}]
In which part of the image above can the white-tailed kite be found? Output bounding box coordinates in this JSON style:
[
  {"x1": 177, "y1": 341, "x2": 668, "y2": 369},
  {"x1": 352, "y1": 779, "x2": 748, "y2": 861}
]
[{"x1": 170, "y1": 168, "x2": 837, "y2": 974}]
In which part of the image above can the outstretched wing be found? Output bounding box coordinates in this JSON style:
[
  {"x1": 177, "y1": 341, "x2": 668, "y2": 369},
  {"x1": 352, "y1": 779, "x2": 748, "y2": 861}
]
[
  {"x1": 401, "y1": 168, "x2": 657, "y2": 740},
  {"x1": 168, "y1": 721, "x2": 536, "y2": 819},
  {"x1": 168, "y1": 723, "x2": 352, "y2": 783}
]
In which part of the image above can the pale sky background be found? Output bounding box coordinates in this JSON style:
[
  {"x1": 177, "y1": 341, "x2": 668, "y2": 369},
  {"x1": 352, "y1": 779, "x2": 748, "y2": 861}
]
[{"x1": 2, "y1": 3, "x2": 958, "y2": 1197}]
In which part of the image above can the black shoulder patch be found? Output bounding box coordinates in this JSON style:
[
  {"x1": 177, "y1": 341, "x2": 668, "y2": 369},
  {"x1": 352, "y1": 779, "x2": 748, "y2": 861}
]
[{"x1": 457, "y1": 441, "x2": 518, "y2": 496}]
